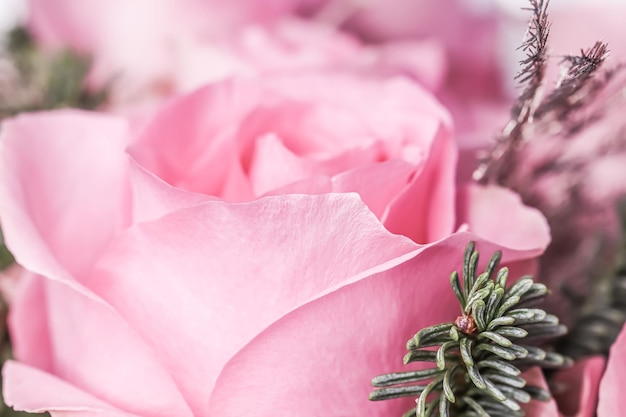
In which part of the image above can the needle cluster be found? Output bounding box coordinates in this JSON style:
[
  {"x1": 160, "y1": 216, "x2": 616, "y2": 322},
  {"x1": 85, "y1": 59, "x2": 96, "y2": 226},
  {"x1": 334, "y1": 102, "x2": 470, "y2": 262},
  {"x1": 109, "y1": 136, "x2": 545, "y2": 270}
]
[{"x1": 369, "y1": 242, "x2": 570, "y2": 417}]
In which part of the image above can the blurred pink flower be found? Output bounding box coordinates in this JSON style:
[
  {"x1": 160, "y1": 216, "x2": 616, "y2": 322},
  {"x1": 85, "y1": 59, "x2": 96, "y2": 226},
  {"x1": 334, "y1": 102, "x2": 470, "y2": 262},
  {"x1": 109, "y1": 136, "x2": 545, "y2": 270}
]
[
  {"x1": 312, "y1": 0, "x2": 505, "y2": 93},
  {"x1": 25, "y1": 0, "x2": 512, "y2": 147},
  {"x1": 25, "y1": 0, "x2": 450, "y2": 113},
  {"x1": 597, "y1": 323, "x2": 626, "y2": 416},
  {"x1": 0, "y1": 69, "x2": 551, "y2": 415},
  {"x1": 310, "y1": 0, "x2": 513, "y2": 139}
]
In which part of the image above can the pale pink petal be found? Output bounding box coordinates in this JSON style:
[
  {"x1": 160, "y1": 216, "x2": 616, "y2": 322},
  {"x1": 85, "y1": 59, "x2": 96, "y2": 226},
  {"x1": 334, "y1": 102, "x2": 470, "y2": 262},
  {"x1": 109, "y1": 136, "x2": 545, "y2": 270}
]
[
  {"x1": 206, "y1": 232, "x2": 547, "y2": 416},
  {"x1": 263, "y1": 160, "x2": 417, "y2": 220},
  {"x1": 89, "y1": 194, "x2": 421, "y2": 416},
  {"x1": 0, "y1": 110, "x2": 131, "y2": 283},
  {"x1": 8, "y1": 272, "x2": 53, "y2": 372},
  {"x1": 262, "y1": 176, "x2": 333, "y2": 197},
  {"x1": 248, "y1": 133, "x2": 416, "y2": 217},
  {"x1": 316, "y1": 75, "x2": 452, "y2": 152},
  {"x1": 248, "y1": 133, "x2": 321, "y2": 196},
  {"x1": 249, "y1": 133, "x2": 383, "y2": 197},
  {"x1": 237, "y1": 74, "x2": 453, "y2": 160},
  {"x1": 3, "y1": 361, "x2": 138, "y2": 417},
  {"x1": 553, "y1": 357, "x2": 605, "y2": 417},
  {"x1": 128, "y1": 159, "x2": 214, "y2": 224},
  {"x1": 9, "y1": 275, "x2": 193, "y2": 417},
  {"x1": 233, "y1": 86, "x2": 373, "y2": 158},
  {"x1": 128, "y1": 83, "x2": 256, "y2": 200},
  {"x1": 598, "y1": 324, "x2": 626, "y2": 417},
  {"x1": 331, "y1": 160, "x2": 416, "y2": 219},
  {"x1": 456, "y1": 184, "x2": 551, "y2": 251},
  {"x1": 383, "y1": 124, "x2": 457, "y2": 243}
]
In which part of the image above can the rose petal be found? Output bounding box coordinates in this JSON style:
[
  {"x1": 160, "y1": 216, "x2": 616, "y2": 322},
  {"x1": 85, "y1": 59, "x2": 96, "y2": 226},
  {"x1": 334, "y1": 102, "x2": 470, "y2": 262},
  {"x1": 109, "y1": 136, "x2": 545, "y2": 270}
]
[
  {"x1": 7, "y1": 271, "x2": 53, "y2": 372},
  {"x1": 129, "y1": 159, "x2": 215, "y2": 224},
  {"x1": 8, "y1": 275, "x2": 193, "y2": 417},
  {"x1": 3, "y1": 361, "x2": 138, "y2": 417},
  {"x1": 553, "y1": 356, "x2": 605, "y2": 417},
  {"x1": 456, "y1": 184, "x2": 551, "y2": 251},
  {"x1": 250, "y1": 133, "x2": 417, "y2": 219},
  {"x1": 206, "y1": 232, "x2": 546, "y2": 416},
  {"x1": 331, "y1": 160, "x2": 417, "y2": 219},
  {"x1": 249, "y1": 133, "x2": 383, "y2": 197},
  {"x1": 129, "y1": 81, "x2": 257, "y2": 200},
  {"x1": 248, "y1": 133, "x2": 327, "y2": 196},
  {"x1": 89, "y1": 194, "x2": 421, "y2": 416},
  {"x1": 0, "y1": 110, "x2": 131, "y2": 284},
  {"x1": 383, "y1": 123, "x2": 457, "y2": 243}
]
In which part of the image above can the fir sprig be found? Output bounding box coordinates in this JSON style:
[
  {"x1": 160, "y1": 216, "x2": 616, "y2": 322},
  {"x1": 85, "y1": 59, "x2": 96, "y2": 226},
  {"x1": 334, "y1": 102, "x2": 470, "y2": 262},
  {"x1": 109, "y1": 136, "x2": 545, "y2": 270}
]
[
  {"x1": 474, "y1": 0, "x2": 552, "y2": 184},
  {"x1": 369, "y1": 242, "x2": 570, "y2": 417},
  {"x1": 513, "y1": 0, "x2": 551, "y2": 120},
  {"x1": 534, "y1": 41, "x2": 610, "y2": 121}
]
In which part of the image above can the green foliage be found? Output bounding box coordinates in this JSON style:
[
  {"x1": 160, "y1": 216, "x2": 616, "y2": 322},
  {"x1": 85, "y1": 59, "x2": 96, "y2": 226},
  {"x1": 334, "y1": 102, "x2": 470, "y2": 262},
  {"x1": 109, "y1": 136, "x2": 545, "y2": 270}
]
[
  {"x1": 560, "y1": 200, "x2": 626, "y2": 358},
  {"x1": 370, "y1": 242, "x2": 570, "y2": 417},
  {"x1": 0, "y1": 27, "x2": 108, "y2": 119},
  {"x1": 0, "y1": 230, "x2": 14, "y2": 271}
]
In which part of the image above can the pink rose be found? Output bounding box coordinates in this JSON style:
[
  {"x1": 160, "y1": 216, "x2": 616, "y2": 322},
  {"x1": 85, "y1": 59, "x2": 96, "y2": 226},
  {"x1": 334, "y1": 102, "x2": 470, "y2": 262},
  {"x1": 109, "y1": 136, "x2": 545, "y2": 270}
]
[
  {"x1": 0, "y1": 68, "x2": 551, "y2": 415},
  {"x1": 128, "y1": 71, "x2": 459, "y2": 243},
  {"x1": 127, "y1": 71, "x2": 550, "y2": 247}
]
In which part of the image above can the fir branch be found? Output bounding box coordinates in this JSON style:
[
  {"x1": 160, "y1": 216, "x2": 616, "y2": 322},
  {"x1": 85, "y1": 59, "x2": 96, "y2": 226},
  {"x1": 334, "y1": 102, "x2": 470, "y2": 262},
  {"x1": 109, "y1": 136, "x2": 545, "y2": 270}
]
[
  {"x1": 560, "y1": 200, "x2": 626, "y2": 359},
  {"x1": 560, "y1": 63, "x2": 626, "y2": 136},
  {"x1": 534, "y1": 42, "x2": 610, "y2": 121},
  {"x1": 474, "y1": 0, "x2": 551, "y2": 184},
  {"x1": 513, "y1": 0, "x2": 551, "y2": 121},
  {"x1": 370, "y1": 242, "x2": 569, "y2": 417}
]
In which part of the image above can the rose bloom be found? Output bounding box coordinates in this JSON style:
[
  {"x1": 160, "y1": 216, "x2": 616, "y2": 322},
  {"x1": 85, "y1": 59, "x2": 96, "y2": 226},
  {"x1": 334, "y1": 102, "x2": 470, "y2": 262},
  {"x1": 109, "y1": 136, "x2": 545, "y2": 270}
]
[{"x1": 0, "y1": 68, "x2": 558, "y2": 416}]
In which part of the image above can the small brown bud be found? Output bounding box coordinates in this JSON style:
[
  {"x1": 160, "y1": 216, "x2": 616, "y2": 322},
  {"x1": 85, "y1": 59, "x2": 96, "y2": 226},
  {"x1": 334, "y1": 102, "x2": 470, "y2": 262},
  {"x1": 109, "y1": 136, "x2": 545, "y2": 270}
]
[{"x1": 455, "y1": 314, "x2": 477, "y2": 335}]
